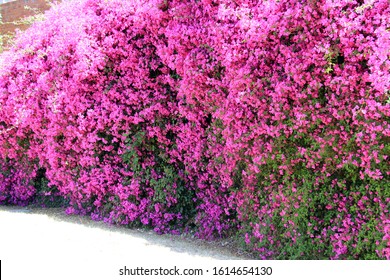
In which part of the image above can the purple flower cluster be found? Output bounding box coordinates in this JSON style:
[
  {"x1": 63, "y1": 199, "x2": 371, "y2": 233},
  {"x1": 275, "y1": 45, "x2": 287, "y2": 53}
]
[{"x1": 0, "y1": 0, "x2": 389, "y2": 259}]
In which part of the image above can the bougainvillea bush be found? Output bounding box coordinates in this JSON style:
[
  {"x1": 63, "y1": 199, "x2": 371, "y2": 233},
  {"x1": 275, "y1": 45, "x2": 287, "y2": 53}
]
[{"x1": 0, "y1": 0, "x2": 389, "y2": 259}]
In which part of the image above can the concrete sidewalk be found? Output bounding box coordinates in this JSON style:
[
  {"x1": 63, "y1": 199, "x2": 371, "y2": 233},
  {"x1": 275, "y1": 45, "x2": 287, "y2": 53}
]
[{"x1": 0, "y1": 205, "x2": 245, "y2": 279}]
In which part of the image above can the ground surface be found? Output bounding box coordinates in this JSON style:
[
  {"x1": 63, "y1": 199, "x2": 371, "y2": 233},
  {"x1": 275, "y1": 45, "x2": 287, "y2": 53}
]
[
  {"x1": 1, "y1": 205, "x2": 388, "y2": 280},
  {"x1": 0, "y1": 205, "x2": 253, "y2": 279},
  {"x1": 0, "y1": 205, "x2": 250, "y2": 261}
]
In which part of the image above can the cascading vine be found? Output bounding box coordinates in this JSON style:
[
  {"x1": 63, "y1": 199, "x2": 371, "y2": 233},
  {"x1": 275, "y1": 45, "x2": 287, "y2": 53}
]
[{"x1": 0, "y1": 0, "x2": 389, "y2": 259}]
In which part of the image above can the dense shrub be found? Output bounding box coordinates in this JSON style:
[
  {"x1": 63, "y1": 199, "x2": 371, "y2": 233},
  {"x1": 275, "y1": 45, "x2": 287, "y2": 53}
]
[{"x1": 0, "y1": 0, "x2": 389, "y2": 259}]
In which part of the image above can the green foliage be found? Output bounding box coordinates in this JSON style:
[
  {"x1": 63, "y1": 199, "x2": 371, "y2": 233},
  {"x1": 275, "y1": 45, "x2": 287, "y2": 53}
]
[
  {"x1": 235, "y1": 126, "x2": 389, "y2": 259},
  {"x1": 33, "y1": 168, "x2": 69, "y2": 208},
  {"x1": 121, "y1": 124, "x2": 197, "y2": 230}
]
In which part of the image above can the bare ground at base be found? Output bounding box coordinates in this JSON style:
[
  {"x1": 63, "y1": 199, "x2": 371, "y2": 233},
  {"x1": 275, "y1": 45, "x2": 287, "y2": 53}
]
[{"x1": 0, "y1": 205, "x2": 254, "y2": 261}]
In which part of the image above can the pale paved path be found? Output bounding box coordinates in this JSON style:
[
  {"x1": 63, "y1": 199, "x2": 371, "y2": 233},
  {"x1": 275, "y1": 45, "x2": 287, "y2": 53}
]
[
  {"x1": 0, "y1": 205, "x2": 246, "y2": 280},
  {"x1": 1, "y1": 206, "x2": 388, "y2": 280}
]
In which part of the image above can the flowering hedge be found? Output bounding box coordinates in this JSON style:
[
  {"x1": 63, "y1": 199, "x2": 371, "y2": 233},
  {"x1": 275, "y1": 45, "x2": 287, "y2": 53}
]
[{"x1": 0, "y1": 0, "x2": 389, "y2": 259}]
